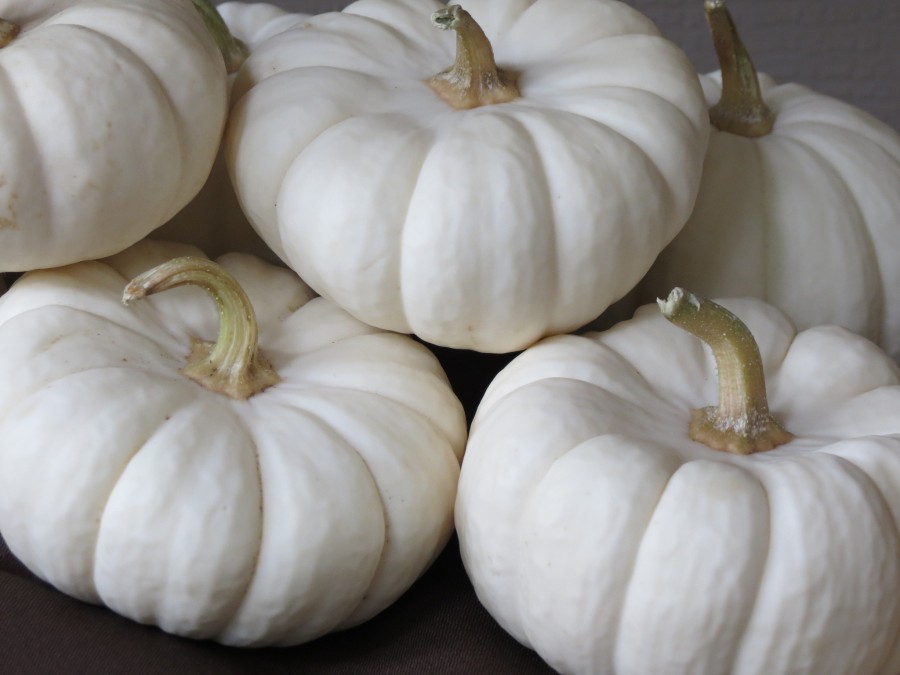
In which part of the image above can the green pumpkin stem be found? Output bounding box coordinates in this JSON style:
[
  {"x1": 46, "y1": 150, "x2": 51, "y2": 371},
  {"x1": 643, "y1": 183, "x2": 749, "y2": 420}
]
[
  {"x1": 658, "y1": 288, "x2": 792, "y2": 455},
  {"x1": 704, "y1": 0, "x2": 774, "y2": 137},
  {"x1": 123, "y1": 257, "x2": 279, "y2": 400},
  {"x1": 427, "y1": 4, "x2": 519, "y2": 110},
  {"x1": 0, "y1": 19, "x2": 20, "y2": 48},
  {"x1": 191, "y1": 0, "x2": 248, "y2": 74}
]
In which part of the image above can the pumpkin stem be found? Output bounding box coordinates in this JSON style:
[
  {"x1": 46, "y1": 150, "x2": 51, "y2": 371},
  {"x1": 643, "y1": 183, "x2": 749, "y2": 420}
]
[
  {"x1": 191, "y1": 0, "x2": 248, "y2": 74},
  {"x1": 658, "y1": 288, "x2": 792, "y2": 455},
  {"x1": 0, "y1": 19, "x2": 20, "y2": 48},
  {"x1": 426, "y1": 4, "x2": 519, "y2": 110},
  {"x1": 123, "y1": 257, "x2": 280, "y2": 400},
  {"x1": 704, "y1": 0, "x2": 774, "y2": 137}
]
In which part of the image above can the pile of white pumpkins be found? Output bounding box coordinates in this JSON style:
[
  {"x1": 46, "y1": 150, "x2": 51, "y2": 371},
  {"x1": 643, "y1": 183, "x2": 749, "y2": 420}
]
[{"x1": 1, "y1": 0, "x2": 899, "y2": 673}]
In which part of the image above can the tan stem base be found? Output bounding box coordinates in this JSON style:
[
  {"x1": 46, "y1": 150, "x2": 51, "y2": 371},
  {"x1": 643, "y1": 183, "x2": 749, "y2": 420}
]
[
  {"x1": 427, "y1": 68, "x2": 519, "y2": 110},
  {"x1": 183, "y1": 338, "x2": 279, "y2": 401},
  {"x1": 690, "y1": 406, "x2": 794, "y2": 455}
]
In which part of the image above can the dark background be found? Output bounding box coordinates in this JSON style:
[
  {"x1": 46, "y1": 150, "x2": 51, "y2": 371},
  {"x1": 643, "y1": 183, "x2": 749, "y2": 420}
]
[{"x1": 2, "y1": 1, "x2": 898, "y2": 673}]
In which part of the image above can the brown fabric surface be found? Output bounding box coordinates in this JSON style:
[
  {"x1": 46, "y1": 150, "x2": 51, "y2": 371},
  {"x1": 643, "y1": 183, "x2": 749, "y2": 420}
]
[
  {"x1": 0, "y1": 534, "x2": 553, "y2": 674},
  {"x1": 0, "y1": 348, "x2": 556, "y2": 674}
]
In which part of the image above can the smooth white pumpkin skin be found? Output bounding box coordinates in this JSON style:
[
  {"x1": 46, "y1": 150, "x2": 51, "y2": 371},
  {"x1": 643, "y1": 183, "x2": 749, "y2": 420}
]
[
  {"x1": 154, "y1": 2, "x2": 312, "y2": 264},
  {"x1": 224, "y1": 0, "x2": 709, "y2": 352},
  {"x1": 456, "y1": 298, "x2": 900, "y2": 675},
  {"x1": 0, "y1": 0, "x2": 228, "y2": 272},
  {"x1": 641, "y1": 72, "x2": 900, "y2": 360},
  {"x1": 0, "y1": 239, "x2": 467, "y2": 646}
]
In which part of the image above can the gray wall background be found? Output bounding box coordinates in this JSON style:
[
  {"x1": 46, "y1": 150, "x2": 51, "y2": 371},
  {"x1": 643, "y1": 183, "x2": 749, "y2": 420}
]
[{"x1": 245, "y1": 0, "x2": 899, "y2": 131}]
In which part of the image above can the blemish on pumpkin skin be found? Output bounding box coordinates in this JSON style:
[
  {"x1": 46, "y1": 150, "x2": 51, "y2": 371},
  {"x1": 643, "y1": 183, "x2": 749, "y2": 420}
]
[
  {"x1": 38, "y1": 335, "x2": 66, "y2": 352},
  {"x1": 4, "y1": 190, "x2": 19, "y2": 225}
]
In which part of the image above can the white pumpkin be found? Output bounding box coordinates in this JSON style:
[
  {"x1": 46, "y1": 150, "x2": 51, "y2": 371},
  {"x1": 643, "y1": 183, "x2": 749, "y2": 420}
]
[
  {"x1": 224, "y1": 0, "x2": 709, "y2": 352},
  {"x1": 0, "y1": 0, "x2": 228, "y2": 272},
  {"x1": 457, "y1": 289, "x2": 900, "y2": 675},
  {"x1": 0, "y1": 238, "x2": 466, "y2": 647},
  {"x1": 154, "y1": 1, "x2": 312, "y2": 263},
  {"x1": 640, "y1": 0, "x2": 900, "y2": 359},
  {"x1": 217, "y1": 0, "x2": 313, "y2": 46}
]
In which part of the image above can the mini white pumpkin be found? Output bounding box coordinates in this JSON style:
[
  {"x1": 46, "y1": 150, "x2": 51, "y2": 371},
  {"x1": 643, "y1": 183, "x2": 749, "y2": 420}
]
[
  {"x1": 0, "y1": 0, "x2": 228, "y2": 272},
  {"x1": 225, "y1": 0, "x2": 709, "y2": 352},
  {"x1": 0, "y1": 238, "x2": 466, "y2": 647},
  {"x1": 640, "y1": 0, "x2": 900, "y2": 360},
  {"x1": 457, "y1": 289, "x2": 900, "y2": 675}
]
